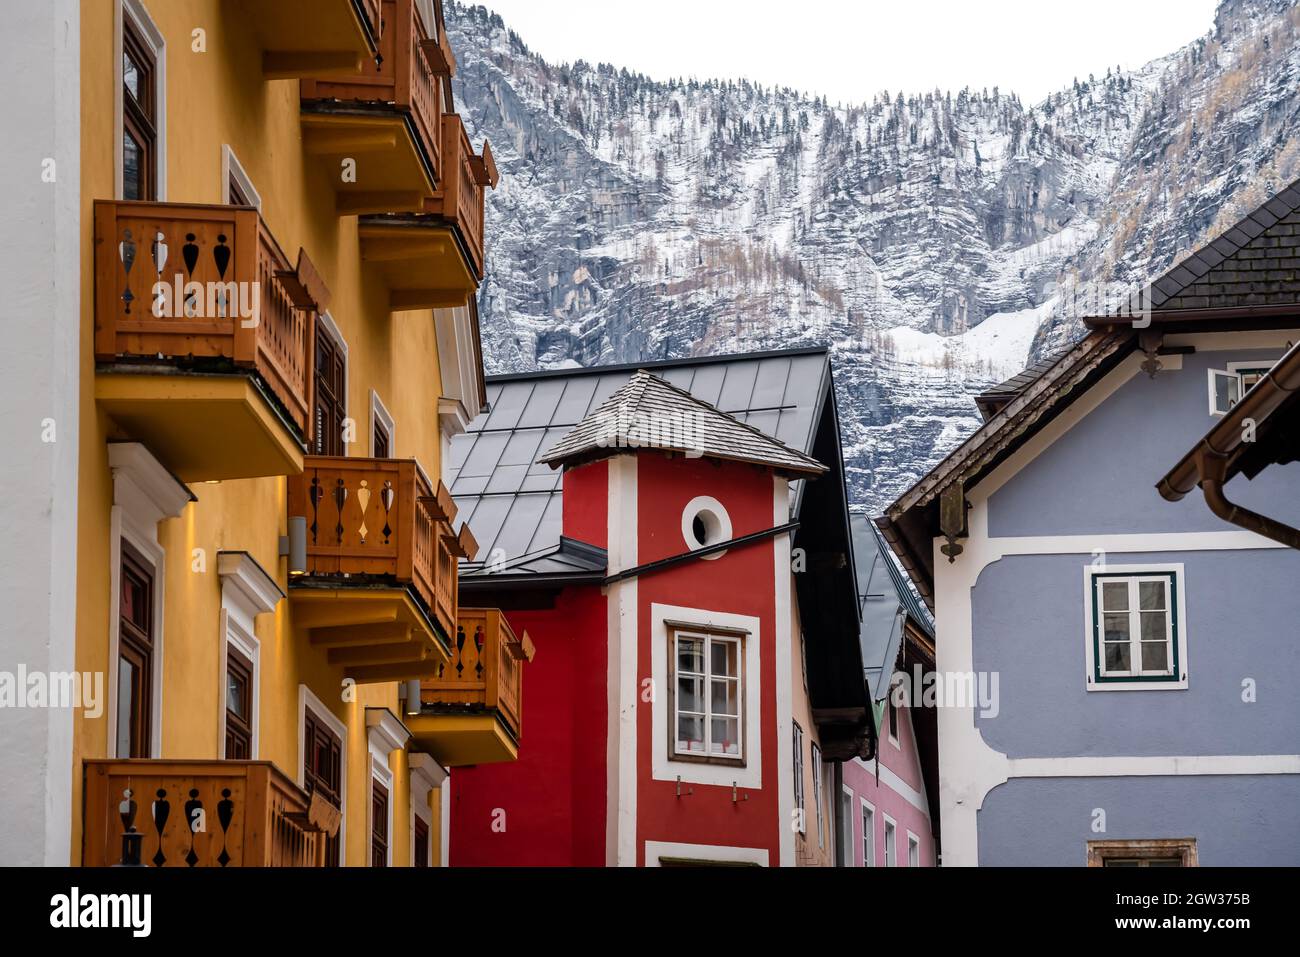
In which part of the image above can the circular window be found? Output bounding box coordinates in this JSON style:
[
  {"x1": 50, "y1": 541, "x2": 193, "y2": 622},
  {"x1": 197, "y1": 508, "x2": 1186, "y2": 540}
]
[{"x1": 681, "y1": 496, "x2": 732, "y2": 560}]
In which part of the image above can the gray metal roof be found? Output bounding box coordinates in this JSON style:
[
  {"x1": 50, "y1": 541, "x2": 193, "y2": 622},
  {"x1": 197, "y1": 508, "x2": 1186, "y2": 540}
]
[
  {"x1": 539, "y1": 369, "x2": 827, "y2": 477},
  {"x1": 449, "y1": 347, "x2": 833, "y2": 574},
  {"x1": 853, "y1": 514, "x2": 934, "y2": 701}
]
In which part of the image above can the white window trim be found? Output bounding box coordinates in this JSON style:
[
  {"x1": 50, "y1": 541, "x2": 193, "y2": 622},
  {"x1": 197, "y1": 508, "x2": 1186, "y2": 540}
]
[
  {"x1": 644, "y1": 841, "x2": 769, "y2": 867},
  {"x1": 221, "y1": 144, "x2": 262, "y2": 209},
  {"x1": 1207, "y1": 361, "x2": 1277, "y2": 416},
  {"x1": 907, "y1": 830, "x2": 920, "y2": 867},
  {"x1": 812, "y1": 743, "x2": 824, "y2": 850},
  {"x1": 216, "y1": 552, "x2": 282, "y2": 759},
  {"x1": 680, "y1": 495, "x2": 732, "y2": 560},
  {"x1": 116, "y1": 0, "x2": 166, "y2": 201},
  {"x1": 887, "y1": 688, "x2": 900, "y2": 749},
  {"x1": 651, "y1": 603, "x2": 761, "y2": 789},
  {"x1": 1083, "y1": 563, "x2": 1189, "y2": 691},
  {"x1": 298, "y1": 685, "x2": 347, "y2": 862},
  {"x1": 669, "y1": 628, "x2": 743, "y2": 763},
  {"x1": 860, "y1": 797, "x2": 876, "y2": 867},
  {"x1": 365, "y1": 708, "x2": 408, "y2": 868},
  {"x1": 105, "y1": 443, "x2": 190, "y2": 759},
  {"x1": 369, "y1": 753, "x2": 394, "y2": 867},
  {"x1": 369, "y1": 389, "x2": 396, "y2": 458},
  {"x1": 839, "y1": 784, "x2": 856, "y2": 867},
  {"x1": 883, "y1": 813, "x2": 897, "y2": 867},
  {"x1": 792, "y1": 721, "x2": 806, "y2": 835},
  {"x1": 409, "y1": 752, "x2": 447, "y2": 867}
]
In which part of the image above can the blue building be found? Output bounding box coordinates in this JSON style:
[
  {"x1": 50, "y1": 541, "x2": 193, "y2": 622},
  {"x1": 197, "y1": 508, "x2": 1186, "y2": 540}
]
[{"x1": 879, "y1": 177, "x2": 1300, "y2": 866}]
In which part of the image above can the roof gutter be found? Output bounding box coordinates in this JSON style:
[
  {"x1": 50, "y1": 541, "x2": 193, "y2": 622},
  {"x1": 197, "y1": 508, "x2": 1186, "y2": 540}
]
[{"x1": 1199, "y1": 452, "x2": 1300, "y2": 548}]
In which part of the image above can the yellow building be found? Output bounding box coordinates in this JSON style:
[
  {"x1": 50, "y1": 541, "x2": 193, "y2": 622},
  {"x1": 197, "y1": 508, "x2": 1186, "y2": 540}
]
[{"x1": 2, "y1": 0, "x2": 530, "y2": 867}]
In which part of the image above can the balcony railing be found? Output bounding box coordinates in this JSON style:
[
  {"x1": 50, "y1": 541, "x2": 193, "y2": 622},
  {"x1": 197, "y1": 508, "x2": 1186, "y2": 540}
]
[
  {"x1": 425, "y1": 113, "x2": 498, "y2": 278},
  {"x1": 300, "y1": 0, "x2": 446, "y2": 185},
  {"x1": 93, "y1": 200, "x2": 322, "y2": 438},
  {"x1": 421, "y1": 608, "x2": 532, "y2": 742},
  {"x1": 83, "y1": 760, "x2": 326, "y2": 867},
  {"x1": 287, "y1": 455, "x2": 472, "y2": 639}
]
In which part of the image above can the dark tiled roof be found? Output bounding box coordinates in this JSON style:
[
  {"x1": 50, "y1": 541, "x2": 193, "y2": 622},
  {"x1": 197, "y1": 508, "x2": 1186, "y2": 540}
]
[
  {"x1": 539, "y1": 369, "x2": 828, "y2": 477},
  {"x1": 450, "y1": 348, "x2": 834, "y2": 574},
  {"x1": 975, "y1": 348, "x2": 1073, "y2": 421},
  {"x1": 852, "y1": 516, "x2": 934, "y2": 701}
]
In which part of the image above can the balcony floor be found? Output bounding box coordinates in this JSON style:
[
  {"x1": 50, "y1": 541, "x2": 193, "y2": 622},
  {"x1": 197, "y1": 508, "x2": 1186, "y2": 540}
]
[{"x1": 406, "y1": 711, "x2": 519, "y2": 767}]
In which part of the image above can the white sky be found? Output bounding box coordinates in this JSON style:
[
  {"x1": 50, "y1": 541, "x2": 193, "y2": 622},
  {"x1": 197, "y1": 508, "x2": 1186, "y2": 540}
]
[{"x1": 476, "y1": 0, "x2": 1221, "y2": 105}]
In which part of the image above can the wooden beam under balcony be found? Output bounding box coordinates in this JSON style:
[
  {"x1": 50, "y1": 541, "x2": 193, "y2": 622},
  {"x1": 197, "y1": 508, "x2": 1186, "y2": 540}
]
[
  {"x1": 300, "y1": 115, "x2": 434, "y2": 216},
  {"x1": 291, "y1": 589, "x2": 450, "y2": 684},
  {"x1": 358, "y1": 218, "x2": 476, "y2": 311},
  {"x1": 230, "y1": 0, "x2": 378, "y2": 80}
]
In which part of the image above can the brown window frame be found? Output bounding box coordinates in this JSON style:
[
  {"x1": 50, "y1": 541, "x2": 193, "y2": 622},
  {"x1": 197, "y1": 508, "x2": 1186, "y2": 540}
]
[
  {"x1": 413, "y1": 815, "x2": 430, "y2": 867},
  {"x1": 122, "y1": 15, "x2": 157, "y2": 201},
  {"x1": 372, "y1": 418, "x2": 390, "y2": 459},
  {"x1": 303, "y1": 708, "x2": 344, "y2": 866},
  {"x1": 223, "y1": 645, "x2": 254, "y2": 759},
  {"x1": 117, "y1": 541, "x2": 155, "y2": 759},
  {"x1": 371, "y1": 779, "x2": 389, "y2": 867},
  {"x1": 667, "y1": 624, "x2": 746, "y2": 767},
  {"x1": 312, "y1": 322, "x2": 347, "y2": 457},
  {"x1": 1087, "y1": 838, "x2": 1198, "y2": 867}
]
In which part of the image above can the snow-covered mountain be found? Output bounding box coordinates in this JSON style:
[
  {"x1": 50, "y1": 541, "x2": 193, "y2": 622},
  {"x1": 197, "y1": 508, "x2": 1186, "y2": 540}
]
[{"x1": 448, "y1": 0, "x2": 1300, "y2": 512}]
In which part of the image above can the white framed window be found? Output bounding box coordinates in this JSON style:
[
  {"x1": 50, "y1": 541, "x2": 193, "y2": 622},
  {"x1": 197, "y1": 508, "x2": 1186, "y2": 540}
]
[
  {"x1": 117, "y1": 0, "x2": 166, "y2": 202},
  {"x1": 681, "y1": 495, "x2": 733, "y2": 560},
  {"x1": 792, "y1": 721, "x2": 806, "y2": 835},
  {"x1": 839, "y1": 785, "x2": 855, "y2": 867},
  {"x1": 670, "y1": 626, "x2": 743, "y2": 763},
  {"x1": 222, "y1": 144, "x2": 262, "y2": 209},
  {"x1": 1084, "y1": 564, "x2": 1188, "y2": 690},
  {"x1": 887, "y1": 686, "x2": 900, "y2": 748},
  {"x1": 409, "y1": 753, "x2": 447, "y2": 868},
  {"x1": 216, "y1": 552, "x2": 281, "y2": 759},
  {"x1": 883, "y1": 814, "x2": 897, "y2": 867},
  {"x1": 369, "y1": 389, "x2": 395, "y2": 458},
  {"x1": 812, "y1": 743, "x2": 825, "y2": 850},
  {"x1": 298, "y1": 685, "x2": 348, "y2": 862},
  {"x1": 1207, "y1": 361, "x2": 1275, "y2": 415},
  {"x1": 907, "y1": 831, "x2": 920, "y2": 867},
  {"x1": 861, "y1": 798, "x2": 876, "y2": 867}
]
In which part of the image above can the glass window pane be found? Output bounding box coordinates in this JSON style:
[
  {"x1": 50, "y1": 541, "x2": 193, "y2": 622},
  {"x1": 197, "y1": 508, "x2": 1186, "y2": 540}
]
[
  {"x1": 710, "y1": 717, "x2": 739, "y2": 755},
  {"x1": 1214, "y1": 372, "x2": 1240, "y2": 411},
  {"x1": 1103, "y1": 613, "x2": 1130, "y2": 643},
  {"x1": 676, "y1": 675, "x2": 702, "y2": 713},
  {"x1": 676, "y1": 715, "x2": 704, "y2": 753},
  {"x1": 124, "y1": 51, "x2": 140, "y2": 101},
  {"x1": 1104, "y1": 642, "x2": 1130, "y2": 672},
  {"x1": 1141, "y1": 641, "x2": 1169, "y2": 672},
  {"x1": 711, "y1": 639, "x2": 739, "y2": 678},
  {"x1": 1139, "y1": 581, "x2": 1165, "y2": 611},
  {"x1": 123, "y1": 134, "x2": 142, "y2": 201},
  {"x1": 226, "y1": 671, "x2": 246, "y2": 717},
  {"x1": 711, "y1": 677, "x2": 739, "y2": 717},
  {"x1": 677, "y1": 638, "x2": 703, "y2": 675},
  {"x1": 1140, "y1": 610, "x2": 1167, "y2": 642},
  {"x1": 1101, "y1": 581, "x2": 1128, "y2": 610},
  {"x1": 116, "y1": 658, "x2": 135, "y2": 756}
]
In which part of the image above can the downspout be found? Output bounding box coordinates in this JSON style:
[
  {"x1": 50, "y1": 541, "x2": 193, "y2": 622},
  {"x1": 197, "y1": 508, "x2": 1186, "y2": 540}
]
[{"x1": 1198, "y1": 450, "x2": 1300, "y2": 549}]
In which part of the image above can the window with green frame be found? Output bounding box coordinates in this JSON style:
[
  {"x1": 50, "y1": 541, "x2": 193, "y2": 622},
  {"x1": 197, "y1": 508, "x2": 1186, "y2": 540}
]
[{"x1": 1089, "y1": 571, "x2": 1181, "y2": 685}]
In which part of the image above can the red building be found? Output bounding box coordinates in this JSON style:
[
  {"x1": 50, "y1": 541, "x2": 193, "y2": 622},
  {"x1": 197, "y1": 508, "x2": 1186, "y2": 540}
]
[{"x1": 445, "y1": 349, "x2": 874, "y2": 866}]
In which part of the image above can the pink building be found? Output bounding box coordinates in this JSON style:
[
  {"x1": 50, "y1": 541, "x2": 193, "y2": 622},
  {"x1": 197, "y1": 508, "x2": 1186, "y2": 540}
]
[{"x1": 836, "y1": 517, "x2": 938, "y2": 866}]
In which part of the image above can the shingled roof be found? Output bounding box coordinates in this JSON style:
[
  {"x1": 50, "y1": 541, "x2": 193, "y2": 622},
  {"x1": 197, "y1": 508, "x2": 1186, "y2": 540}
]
[{"x1": 538, "y1": 368, "x2": 829, "y2": 477}]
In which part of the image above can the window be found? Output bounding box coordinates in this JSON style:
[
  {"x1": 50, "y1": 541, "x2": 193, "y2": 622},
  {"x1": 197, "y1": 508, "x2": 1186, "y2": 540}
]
[
  {"x1": 670, "y1": 627, "x2": 743, "y2": 763},
  {"x1": 224, "y1": 646, "x2": 253, "y2": 759},
  {"x1": 883, "y1": 815, "x2": 897, "y2": 866},
  {"x1": 861, "y1": 799, "x2": 876, "y2": 867},
  {"x1": 887, "y1": 689, "x2": 900, "y2": 748},
  {"x1": 839, "y1": 786, "x2": 855, "y2": 867},
  {"x1": 413, "y1": 815, "x2": 430, "y2": 868},
  {"x1": 122, "y1": 15, "x2": 157, "y2": 201},
  {"x1": 369, "y1": 389, "x2": 395, "y2": 459},
  {"x1": 1207, "y1": 362, "x2": 1276, "y2": 415},
  {"x1": 680, "y1": 496, "x2": 732, "y2": 560},
  {"x1": 303, "y1": 708, "x2": 343, "y2": 866},
  {"x1": 792, "y1": 722, "x2": 806, "y2": 835},
  {"x1": 313, "y1": 318, "x2": 347, "y2": 456},
  {"x1": 1087, "y1": 568, "x2": 1185, "y2": 688},
  {"x1": 116, "y1": 542, "x2": 154, "y2": 759},
  {"x1": 371, "y1": 779, "x2": 389, "y2": 867},
  {"x1": 811, "y1": 743, "x2": 824, "y2": 849},
  {"x1": 908, "y1": 832, "x2": 920, "y2": 867},
  {"x1": 1087, "y1": 839, "x2": 1197, "y2": 867}
]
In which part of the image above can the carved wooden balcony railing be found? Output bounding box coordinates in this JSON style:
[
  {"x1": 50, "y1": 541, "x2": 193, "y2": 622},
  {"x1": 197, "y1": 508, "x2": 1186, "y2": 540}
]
[
  {"x1": 425, "y1": 113, "x2": 498, "y2": 279},
  {"x1": 83, "y1": 760, "x2": 327, "y2": 867},
  {"x1": 93, "y1": 200, "x2": 324, "y2": 444},
  {"x1": 300, "y1": 0, "x2": 447, "y2": 193},
  {"x1": 421, "y1": 608, "x2": 533, "y2": 743},
  {"x1": 286, "y1": 456, "x2": 476, "y2": 642}
]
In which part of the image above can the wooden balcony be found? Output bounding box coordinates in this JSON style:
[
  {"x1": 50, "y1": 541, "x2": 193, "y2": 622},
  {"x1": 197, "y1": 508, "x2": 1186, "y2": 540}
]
[
  {"x1": 83, "y1": 760, "x2": 328, "y2": 867},
  {"x1": 358, "y1": 114, "x2": 498, "y2": 311},
  {"x1": 231, "y1": 0, "x2": 380, "y2": 79},
  {"x1": 93, "y1": 200, "x2": 325, "y2": 482},
  {"x1": 409, "y1": 608, "x2": 534, "y2": 766},
  {"x1": 286, "y1": 455, "x2": 479, "y2": 682},
  {"x1": 300, "y1": 0, "x2": 448, "y2": 214}
]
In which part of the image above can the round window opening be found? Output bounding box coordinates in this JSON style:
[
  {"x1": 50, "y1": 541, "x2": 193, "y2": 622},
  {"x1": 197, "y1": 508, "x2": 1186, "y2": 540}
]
[{"x1": 682, "y1": 496, "x2": 732, "y2": 560}]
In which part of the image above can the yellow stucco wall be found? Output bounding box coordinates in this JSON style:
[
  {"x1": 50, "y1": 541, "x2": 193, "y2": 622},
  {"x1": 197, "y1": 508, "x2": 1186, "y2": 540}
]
[{"x1": 72, "y1": 0, "x2": 454, "y2": 867}]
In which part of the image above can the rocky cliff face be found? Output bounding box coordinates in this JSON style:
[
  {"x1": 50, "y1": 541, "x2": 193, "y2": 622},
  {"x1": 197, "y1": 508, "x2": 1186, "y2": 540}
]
[{"x1": 449, "y1": 0, "x2": 1300, "y2": 511}]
